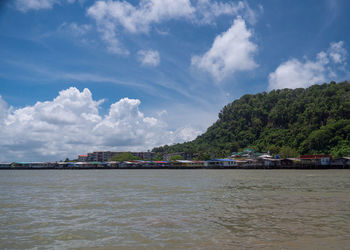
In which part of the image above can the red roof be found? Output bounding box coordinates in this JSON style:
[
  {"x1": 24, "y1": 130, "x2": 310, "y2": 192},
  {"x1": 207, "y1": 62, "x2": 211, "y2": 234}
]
[
  {"x1": 79, "y1": 155, "x2": 88, "y2": 157},
  {"x1": 300, "y1": 155, "x2": 332, "y2": 159}
]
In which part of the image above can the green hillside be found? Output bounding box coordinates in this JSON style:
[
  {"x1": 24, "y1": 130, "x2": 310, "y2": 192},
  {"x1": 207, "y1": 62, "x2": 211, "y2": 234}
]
[{"x1": 152, "y1": 81, "x2": 350, "y2": 158}]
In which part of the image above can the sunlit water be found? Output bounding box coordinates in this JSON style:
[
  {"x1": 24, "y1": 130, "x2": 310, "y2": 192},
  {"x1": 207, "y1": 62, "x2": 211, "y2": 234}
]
[{"x1": 1, "y1": 170, "x2": 350, "y2": 249}]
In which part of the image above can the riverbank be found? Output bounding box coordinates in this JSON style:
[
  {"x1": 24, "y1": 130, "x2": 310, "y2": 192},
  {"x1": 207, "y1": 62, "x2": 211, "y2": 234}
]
[{"x1": 1, "y1": 164, "x2": 350, "y2": 170}]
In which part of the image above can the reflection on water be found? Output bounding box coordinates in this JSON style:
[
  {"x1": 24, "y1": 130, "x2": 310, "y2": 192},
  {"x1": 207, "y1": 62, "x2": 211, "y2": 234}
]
[{"x1": 1, "y1": 170, "x2": 350, "y2": 249}]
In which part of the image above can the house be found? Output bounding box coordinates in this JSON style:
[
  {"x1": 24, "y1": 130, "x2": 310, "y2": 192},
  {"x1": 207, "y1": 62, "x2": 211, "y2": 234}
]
[
  {"x1": 331, "y1": 157, "x2": 350, "y2": 167},
  {"x1": 106, "y1": 161, "x2": 119, "y2": 168},
  {"x1": 172, "y1": 160, "x2": 203, "y2": 167},
  {"x1": 152, "y1": 161, "x2": 169, "y2": 167},
  {"x1": 257, "y1": 154, "x2": 273, "y2": 159},
  {"x1": 258, "y1": 158, "x2": 281, "y2": 167},
  {"x1": 204, "y1": 158, "x2": 236, "y2": 168},
  {"x1": 13, "y1": 162, "x2": 52, "y2": 169},
  {"x1": 0, "y1": 163, "x2": 12, "y2": 169},
  {"x1": 119, "y1": 160, "x2": 150, "y2": 168},
  {"x1": 232, "y1": 148, "x2": 272, "y2": 160},
  {"x1": 300, "y1": 155, "x2": 332, "y2": 166},
  {"x1": 281, "y1": 158, "x2": 300, "y2": 166},
  {"x1": 341, "y1": 157, "x2": 350, "y2": 166}
]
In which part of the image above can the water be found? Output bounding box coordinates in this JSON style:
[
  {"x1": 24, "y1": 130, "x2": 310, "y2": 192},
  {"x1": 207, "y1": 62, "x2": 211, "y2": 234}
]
[{"x1": 1, "y1": 170, "x2": 350, "y2": 249}]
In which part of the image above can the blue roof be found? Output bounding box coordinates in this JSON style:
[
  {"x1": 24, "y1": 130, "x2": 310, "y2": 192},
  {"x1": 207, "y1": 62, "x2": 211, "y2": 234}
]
[{"x1": 207, "y1": 158, "x2": 236, "y2": 162}]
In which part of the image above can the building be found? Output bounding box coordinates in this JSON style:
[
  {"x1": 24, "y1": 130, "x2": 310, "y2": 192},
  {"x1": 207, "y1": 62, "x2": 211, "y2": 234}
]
[
  {"x1": 12, "y1": 162, "x2": 56, "y2": 169},
  {"x1": 85, "y1": 151, "x2": 155, "y2": 162},
  {"x1": 300, "y1": 155, "x2": 332, "y2": 166},
  {"x1": 86, "y1": 151, "x2": 156, "y2": 162},
  {"x1": 204, "y1": 158, "x2": 236, "y2": 167},
  {"x1": 78, "y1": 155, "x2": 88, "y2": 161},
  {"x1": 0, "y1": 163, "x2": 12, "y2": 169},
  {"x1": 341, "y1": 157, "x2": 350, "y2": 166},
  {"x1": 231, "y1": 148, "x2": 271, "y2": 159},
  {"x1": 281, "y1": 158, "x2": 300, "y2": 166},
  {"x1": 258, "y1": 158, "x2": 281, "y2": 167},
  {"x1": 87, "y1": 151, "x2": 117, "y2": 162},
  {"x1": 132, "y1": 151, "x2": 155, "y2": 160},
  {"x1": 172, "y1": 160, "x2": 203, "y2": 167}
]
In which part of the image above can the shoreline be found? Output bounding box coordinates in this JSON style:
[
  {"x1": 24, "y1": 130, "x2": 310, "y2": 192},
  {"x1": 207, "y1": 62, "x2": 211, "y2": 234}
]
[{"x1": 1, "y1": 165, "x2": 349, "y2": 170}]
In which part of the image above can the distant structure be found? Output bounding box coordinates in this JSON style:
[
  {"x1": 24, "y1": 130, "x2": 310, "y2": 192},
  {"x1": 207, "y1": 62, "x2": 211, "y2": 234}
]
[
  {"x1": 77, "y1": 155, "x2": 88, "y2": 161},
  {"x1": 84, "y1": 151, "x2": 155, "y2": 162},
  {"x1": 300, "y1": 155, "x2": 332, "y2": 166},
  {"x1": 231, "y1": 148, "x2": 271, "y2": 159}
]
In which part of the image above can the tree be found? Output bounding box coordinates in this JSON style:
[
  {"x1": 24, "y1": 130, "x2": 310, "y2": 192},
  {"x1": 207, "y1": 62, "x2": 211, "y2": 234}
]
[
  {"x1": 169, "y1": 155, "x2": 184, "y2": 161},
  {"x1": 151, "y1": 81, "x2": 350, "y2": 158},
  {"x1": 330, "y1": 141, "x2": 350, "y2": 158},
  {"x1": 109, "y1": 152, "x2": 141, "y2": 162},
  {"x1": 279, "y1": 146, "x2": 299, "y2": 158},
  {"x1": 194, "y1": 152, "x2": 211, "y2": 161}
]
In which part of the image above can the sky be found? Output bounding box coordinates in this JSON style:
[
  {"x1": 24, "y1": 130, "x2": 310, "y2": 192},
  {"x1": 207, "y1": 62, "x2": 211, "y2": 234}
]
[{"x1": 0, "y1": 0, "x2": 349, "y2": 162}]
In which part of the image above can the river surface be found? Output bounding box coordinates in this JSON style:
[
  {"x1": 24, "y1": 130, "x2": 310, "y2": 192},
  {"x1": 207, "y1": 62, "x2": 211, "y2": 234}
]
[{"x1": 1, "y1": 170, "x2": 350, "y2": 249}]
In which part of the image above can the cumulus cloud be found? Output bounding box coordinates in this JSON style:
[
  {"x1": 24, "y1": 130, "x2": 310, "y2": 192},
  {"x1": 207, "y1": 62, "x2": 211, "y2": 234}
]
[
  {"x1": 137, "y1": 50, "x2": 160, "y2": 67},
  {"x1": 268, "y1": 41, "x2": 348, "y2": 90},
  {"x1": 15, "y1": 0, "x2": 74, "y2": 12},
  {"x1": 0, "y1": 87, "x2": 199, "y2": 162},
  {"x1": 191, "y1": 17, "x2": 258, "y2": 81}
]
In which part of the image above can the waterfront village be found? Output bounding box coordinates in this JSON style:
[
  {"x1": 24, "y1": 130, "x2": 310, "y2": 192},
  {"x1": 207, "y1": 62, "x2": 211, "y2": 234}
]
[{"x1": 1, "y1": 148, "x2": 350, "y2": 169}]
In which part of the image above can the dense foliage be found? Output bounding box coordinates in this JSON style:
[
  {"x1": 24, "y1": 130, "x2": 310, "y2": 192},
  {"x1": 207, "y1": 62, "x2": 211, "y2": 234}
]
[
  {"x1": 152, "y1": 81, "x2": 350, "y2": 158},
  {"x1": 110, "y1": 152, "x2": 141, "y2": 161}
]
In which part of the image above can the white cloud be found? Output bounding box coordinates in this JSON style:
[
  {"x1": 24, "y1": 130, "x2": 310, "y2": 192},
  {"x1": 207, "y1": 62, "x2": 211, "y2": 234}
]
[
  {"x1": 268, "y1": 41, "x2": 348, "y2": 90},
  {"x1": 87, "y1": 0, "x2": 194, "y2": 55},
  {"x1": 191, "y1": 17, "x2": 258, "y2": 81},
  {"x1": 58, "y1": 22, "x2": 92, "y2": 36},
  {"x1": 0, "y1": 96, "x2": 8, "y2": 123},
  {"x1": 268, "y1": 59, "x2": 327, "y2": 90},
  {"x1": 328, "y1": 41, "x2": 347, "y2": 64},
  {"x1": 87, "y1": 0, "x2": 194, "y2": 34},
  {"x1": 86, "y1": 0, "x2": 260, "y2": 55},
  {"x1": 15, "y1": 0, "x2": 57, "y2": 12},
  {"x1": 137, "y1": 50, "x2": 160, "y2": 67},
  {"x1": 15, "y1": 0, "x2": 74, "y2": 12},
  {"x1": 172, "y1": 126, "x2": 202, "y2": 142},
  {"x1": 0, "y1": 87, "x2": 199, "y2": 162},
  {"x1": 195, "y1": 0, "x2": 258, "y2": 25}
]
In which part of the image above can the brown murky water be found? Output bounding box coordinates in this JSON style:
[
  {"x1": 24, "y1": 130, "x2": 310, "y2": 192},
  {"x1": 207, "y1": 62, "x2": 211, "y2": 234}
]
[{"x1": 1, "y1": 170, "x2": 350, "y2": 249}]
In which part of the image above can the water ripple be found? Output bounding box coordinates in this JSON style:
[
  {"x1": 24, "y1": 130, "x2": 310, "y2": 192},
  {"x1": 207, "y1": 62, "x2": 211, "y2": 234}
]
[{"x1": 1, "y1": 169, "x2": 350, "y2": 249}]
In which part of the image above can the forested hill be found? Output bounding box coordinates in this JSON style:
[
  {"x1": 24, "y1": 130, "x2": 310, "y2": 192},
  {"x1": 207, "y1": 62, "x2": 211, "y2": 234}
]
[{"x1": 152, "y1": 81, "x2": 350, "y2": 158}]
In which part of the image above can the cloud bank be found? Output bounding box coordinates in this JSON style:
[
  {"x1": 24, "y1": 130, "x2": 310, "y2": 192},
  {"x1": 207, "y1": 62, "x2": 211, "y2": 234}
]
[
  {"x1": 86, "y1": 0, "x2": 258, "y2": 55},
  {"x1": 0, "y1": 88, "x2": 201, "y2": 162},
  {"x1": 268, "y1": 41, "x2": 348, "y2": 90}
]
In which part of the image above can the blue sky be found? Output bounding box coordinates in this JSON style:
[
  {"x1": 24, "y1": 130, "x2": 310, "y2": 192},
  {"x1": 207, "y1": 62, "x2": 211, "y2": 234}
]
[{"x1": 0, "y1": 0, "x2": 349, "y2": 161}]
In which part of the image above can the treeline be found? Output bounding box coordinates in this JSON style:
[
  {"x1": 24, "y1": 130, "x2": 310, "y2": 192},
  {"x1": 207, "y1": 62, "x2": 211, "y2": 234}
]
[{"x1": 152, "y1": 81, "x2": 350, "y2": 158}]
